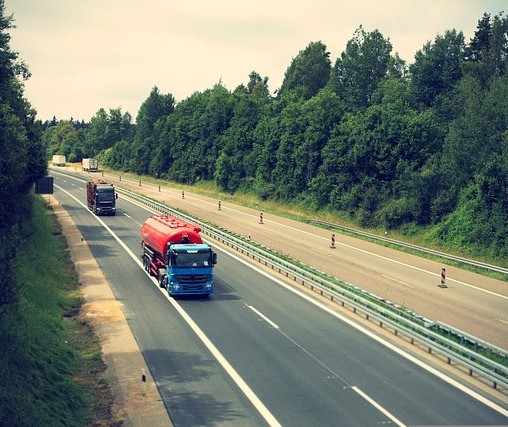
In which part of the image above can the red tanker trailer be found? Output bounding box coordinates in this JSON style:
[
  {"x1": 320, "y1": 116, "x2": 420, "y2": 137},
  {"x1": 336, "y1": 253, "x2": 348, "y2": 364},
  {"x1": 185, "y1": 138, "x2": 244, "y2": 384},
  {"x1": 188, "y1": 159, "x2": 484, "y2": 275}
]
[{"x1": 140, "y1": 214, "x2": 217, "y2": 296}]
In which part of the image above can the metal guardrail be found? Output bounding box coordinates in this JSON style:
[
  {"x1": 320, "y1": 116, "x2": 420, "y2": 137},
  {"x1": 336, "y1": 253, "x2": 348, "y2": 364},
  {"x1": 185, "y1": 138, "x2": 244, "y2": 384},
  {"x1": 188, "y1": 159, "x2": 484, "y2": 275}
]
[
  {"x1": 115, "y1": 186, "x2": 508, "y2": 391},
  {"x1": 310, "y1": 219, "x2": 508, "y2": 276}
]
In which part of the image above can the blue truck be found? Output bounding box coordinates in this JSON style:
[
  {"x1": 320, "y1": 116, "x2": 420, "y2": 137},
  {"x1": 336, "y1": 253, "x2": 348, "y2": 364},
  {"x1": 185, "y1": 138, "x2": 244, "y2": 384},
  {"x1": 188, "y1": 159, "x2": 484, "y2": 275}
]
[{"x1": 140, "y1": 214, "x2": 217, "y2": 296}]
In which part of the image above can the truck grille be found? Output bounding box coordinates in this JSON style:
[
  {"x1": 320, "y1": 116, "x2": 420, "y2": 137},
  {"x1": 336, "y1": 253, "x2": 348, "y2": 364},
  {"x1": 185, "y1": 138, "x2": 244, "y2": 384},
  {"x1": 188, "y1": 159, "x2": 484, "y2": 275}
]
[{"x1": 175, "y1": 274, "x2": 211, "y2": 285}]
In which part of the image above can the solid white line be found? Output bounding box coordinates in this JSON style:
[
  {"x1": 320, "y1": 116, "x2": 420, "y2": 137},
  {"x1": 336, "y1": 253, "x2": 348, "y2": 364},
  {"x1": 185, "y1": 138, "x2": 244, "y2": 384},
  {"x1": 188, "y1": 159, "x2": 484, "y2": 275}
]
[
  {"x1": 352, "y1": 386, "x2": 406, "y2": 427},
  {"x1": 248, "y1": 305, "x2": 280, "y2": 329},
  {"x1": 54, "y1": 184, "x2": 282, "y2": 427},
  {"x1": 53, "y1": 170, "x2": 508, "y2": 302},
  {"x1": 222, "y1": 246, "x2": 508, "y2": 418},
  {"x1": 112, "y1": 184, "x2": 508, "y2": 419}
]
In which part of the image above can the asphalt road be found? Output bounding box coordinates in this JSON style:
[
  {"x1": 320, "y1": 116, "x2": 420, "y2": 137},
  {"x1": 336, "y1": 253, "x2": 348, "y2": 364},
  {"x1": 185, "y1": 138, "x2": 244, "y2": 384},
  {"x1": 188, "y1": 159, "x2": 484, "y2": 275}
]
[
  {"x1": 51, "y1": 171, "x2": 508, "y2": 426},
  {"x1": 90, "y1": 169, "x2": 508, "y2": 350}
]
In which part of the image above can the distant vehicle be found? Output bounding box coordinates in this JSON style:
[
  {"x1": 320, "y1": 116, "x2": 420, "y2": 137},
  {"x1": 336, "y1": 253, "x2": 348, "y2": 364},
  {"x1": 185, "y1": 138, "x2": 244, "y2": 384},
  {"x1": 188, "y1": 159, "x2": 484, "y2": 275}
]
[
  {"x1": 82, "y1": 158, "x2": 98, "y2": 172},
  {"x1": 86, "y1": 178, "x2": 117, "y2": 216},
  {"x1": 140, "y1": 214, "x2": 217, "y2": 297},
  {"x1": 52, "y1": 155, "x2": 66, "y2": 166}
]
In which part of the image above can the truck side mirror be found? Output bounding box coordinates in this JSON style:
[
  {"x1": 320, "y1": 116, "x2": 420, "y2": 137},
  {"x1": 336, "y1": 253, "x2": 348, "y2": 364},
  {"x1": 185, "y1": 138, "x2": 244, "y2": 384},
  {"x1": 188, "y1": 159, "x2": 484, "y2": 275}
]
[
  {"x1": 212, "y1": 253, "x2": 217, "y2": 265},
  {"x1": 115, "y1": 193, "x2": 118, "y2": 199}
]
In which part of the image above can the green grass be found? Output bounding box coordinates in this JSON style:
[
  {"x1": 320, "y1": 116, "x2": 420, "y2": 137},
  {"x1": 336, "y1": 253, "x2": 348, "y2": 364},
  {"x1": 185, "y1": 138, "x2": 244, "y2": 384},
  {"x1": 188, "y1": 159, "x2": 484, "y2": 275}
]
[{"x1": 0, "y1": 196, "x2": 115, "y2": 426}]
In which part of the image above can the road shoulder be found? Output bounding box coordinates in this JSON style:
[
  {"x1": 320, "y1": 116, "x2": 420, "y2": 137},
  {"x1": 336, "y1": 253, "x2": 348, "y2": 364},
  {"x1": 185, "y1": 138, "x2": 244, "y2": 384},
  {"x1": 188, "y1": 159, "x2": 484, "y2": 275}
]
[{"x1": 51, "y1": 198, "x2": 172, "y2": 426}]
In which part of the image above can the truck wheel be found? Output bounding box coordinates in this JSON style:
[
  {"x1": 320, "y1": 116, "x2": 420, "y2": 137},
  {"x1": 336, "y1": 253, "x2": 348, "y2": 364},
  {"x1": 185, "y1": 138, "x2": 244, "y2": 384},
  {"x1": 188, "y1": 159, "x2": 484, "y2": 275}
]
[
  {"x1": 143, "y1": 256, "x2": 150, "y2": 274},
  {"x1": 158, "y1": 275, "x2": 168, "y2": 289}
]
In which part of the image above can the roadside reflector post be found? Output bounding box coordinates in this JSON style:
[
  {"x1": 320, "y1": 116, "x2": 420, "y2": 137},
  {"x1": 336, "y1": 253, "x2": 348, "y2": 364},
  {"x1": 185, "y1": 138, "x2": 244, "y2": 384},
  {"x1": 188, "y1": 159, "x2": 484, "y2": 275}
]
[
  {"x1": 259, "y1": 212, "x2": 264, "y2": 224},
  {"x1": 182, "y1": 190, "x2": 185, "y2": 199},
  {"x1": 141, "y1": 369, "x2": 147, "y2": 396},
  {"x1": 330, "y1": 233, "x2": 336, "y2": 249},
  {"x1": 218, "y1": 200, "x2": 222, "y2": 211},
  {"x1": 438, "y1": 268, "x2": 447, "y2": 288},
  {"x1": 139, "y1": 180, "x2": 141, "y2": 187},
  {"x1": 158, "y1": 184, "x2": 161, "y2": 192}
]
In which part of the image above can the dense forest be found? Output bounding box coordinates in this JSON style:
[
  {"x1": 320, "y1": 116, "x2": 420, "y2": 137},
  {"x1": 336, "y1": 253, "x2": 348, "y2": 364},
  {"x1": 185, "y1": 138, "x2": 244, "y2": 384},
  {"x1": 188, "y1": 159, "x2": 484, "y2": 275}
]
[
  {"x1": 44, "y1": 13, "x2": 508, "y2": 260},
  {"x1": 0, "y1": 0, "x2": 47, "y2": 313}
]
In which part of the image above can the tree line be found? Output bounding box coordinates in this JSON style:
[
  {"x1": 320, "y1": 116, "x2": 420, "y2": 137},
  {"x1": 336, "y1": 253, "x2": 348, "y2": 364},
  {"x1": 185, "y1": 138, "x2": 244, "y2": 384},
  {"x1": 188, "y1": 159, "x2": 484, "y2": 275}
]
[
  {"x1": 44, "y1": 13, "x2": 508, "y2": 260},
  {"x1": 0, "y1": 0, "x2": 47, "y2": 312}
]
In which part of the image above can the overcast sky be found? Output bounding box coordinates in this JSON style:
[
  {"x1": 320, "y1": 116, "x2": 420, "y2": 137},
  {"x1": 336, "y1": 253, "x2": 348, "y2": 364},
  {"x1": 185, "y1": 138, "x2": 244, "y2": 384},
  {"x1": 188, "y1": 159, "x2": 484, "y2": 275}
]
[{"x1": 6, "y1": 0, "x2": 507, "y2": 122}]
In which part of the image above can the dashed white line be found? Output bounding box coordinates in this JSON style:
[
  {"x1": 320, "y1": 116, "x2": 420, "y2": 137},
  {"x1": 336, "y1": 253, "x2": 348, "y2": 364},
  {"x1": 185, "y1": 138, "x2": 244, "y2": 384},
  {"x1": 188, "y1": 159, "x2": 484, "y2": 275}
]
[
  {"x1": 381, "y1": 274, "x2": 414, "y2": 288},
  {"x1": 54, "y1": 184, "x2": 282, "y2": 427},
  {"x1": 352, "y1": 386, "x2": 406, "y2": 427},
  {"x1": 247, "y1": 305, "x2": 280, "y2": 329}
]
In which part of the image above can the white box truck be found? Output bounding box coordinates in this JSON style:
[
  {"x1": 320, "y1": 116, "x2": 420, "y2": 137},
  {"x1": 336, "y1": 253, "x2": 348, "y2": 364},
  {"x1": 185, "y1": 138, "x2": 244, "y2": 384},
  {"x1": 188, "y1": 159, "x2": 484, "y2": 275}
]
[
  {"x1": 82, "y1": 158, "x2": 98, "y2": 172},
  {"x1": 52, "y1": 155, "x2": 66, "y2": 166}
]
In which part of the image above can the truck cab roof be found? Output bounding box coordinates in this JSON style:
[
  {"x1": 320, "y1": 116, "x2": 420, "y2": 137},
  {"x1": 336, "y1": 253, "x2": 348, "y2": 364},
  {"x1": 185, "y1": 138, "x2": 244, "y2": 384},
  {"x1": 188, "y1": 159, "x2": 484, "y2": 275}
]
[{"x1": 170, "y1": 244, "x2": 211, "y2": 253}]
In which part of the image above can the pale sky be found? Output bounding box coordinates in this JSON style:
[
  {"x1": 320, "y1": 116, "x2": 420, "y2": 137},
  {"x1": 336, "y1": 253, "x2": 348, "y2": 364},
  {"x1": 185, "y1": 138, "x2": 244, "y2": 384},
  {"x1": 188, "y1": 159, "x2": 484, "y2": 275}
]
[{"x1": 6, "y1": 0, "x2": 507, "y2": 122}]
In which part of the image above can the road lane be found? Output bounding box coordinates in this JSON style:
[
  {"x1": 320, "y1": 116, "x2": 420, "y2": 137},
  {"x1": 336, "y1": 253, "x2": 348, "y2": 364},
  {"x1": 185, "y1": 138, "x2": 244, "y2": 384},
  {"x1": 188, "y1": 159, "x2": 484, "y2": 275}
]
[
  {"x1": 51, "y1": 172, "x2": 508, "y2": 425},
  {"x1": 71, "y1": 168, "x2": 508, "y2": 348}
]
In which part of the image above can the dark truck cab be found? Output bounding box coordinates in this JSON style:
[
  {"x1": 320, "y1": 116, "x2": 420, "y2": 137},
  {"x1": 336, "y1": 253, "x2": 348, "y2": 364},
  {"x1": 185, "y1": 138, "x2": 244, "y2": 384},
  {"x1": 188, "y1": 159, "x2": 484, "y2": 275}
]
[{"x1": 86, "y1": 179, "x2": 117, "y2": 215}]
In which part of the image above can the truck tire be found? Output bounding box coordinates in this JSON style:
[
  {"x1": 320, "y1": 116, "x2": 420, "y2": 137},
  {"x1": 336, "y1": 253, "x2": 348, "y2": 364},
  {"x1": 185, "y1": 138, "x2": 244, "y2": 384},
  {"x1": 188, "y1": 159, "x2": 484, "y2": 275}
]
[
  {"x1": 157, "y1": 269, "x2": 167, "y2": 288},
  {"x1": 143, "y1": 256, "x2": 151, "y2": 274}
]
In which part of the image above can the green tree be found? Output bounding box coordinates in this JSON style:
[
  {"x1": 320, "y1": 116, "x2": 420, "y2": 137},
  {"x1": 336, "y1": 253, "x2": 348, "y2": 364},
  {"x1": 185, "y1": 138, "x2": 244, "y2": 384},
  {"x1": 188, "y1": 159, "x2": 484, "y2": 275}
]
[
  {"x1": 132, "y1": 86, "x2": 175, "y2": 174},
  {"x1": 0, "y1": 0, "x2": 46, "y2": 311},
  {"x1": 330, "y1": 26, "x2": 392, "y2": 110},
  {"x1": 214, "y1": 73, "x2": 271, "y2": 192},
  {"x1": 278, "y1": 41, "x2": 331, "y2": 99},
  {"x1": 409, "y1": 30, "x2": 465, "y2": 109},
  {"x1": 463, "y1": 12, "x2": 508, "y2": 87}
]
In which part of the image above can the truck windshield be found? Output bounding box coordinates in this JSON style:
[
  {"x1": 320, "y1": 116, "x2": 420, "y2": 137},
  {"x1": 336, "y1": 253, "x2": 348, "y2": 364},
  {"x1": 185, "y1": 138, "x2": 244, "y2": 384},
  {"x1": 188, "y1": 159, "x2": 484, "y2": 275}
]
[
  {"x1": 97, "y1": 189, "x2": 115, "y2": 200},
  {"x1": 172, "y1": 252, "x2": 211, "y2": 268}
]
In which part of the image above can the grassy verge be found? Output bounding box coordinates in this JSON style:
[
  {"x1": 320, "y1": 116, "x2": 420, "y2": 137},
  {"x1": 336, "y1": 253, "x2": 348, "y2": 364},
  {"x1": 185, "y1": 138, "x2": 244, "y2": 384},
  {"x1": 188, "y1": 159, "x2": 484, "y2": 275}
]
[{"x1": 0, "y1": 196, "x2": 116, "y2": 426}]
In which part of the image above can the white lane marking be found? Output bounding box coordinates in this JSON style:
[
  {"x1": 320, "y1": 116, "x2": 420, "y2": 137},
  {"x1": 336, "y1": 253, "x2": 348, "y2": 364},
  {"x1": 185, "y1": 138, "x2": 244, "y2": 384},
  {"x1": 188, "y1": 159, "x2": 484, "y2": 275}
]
[
  {"x1": 381, "y1": 274, "x2": 414, "y2": 289},
  {"x1": 106, "y1": 186, "x2": 508, "y2": 418},
  {"x1": 352, "y1": 386, "x2": 406, "y2": 427},
  {"x1": 51, "y1": 170, "x2": 508, "y2": 302},
  {"x1": 247, "y1": 306, "x2": 280, "y2": 329},
  {"x1": 499, "y1": 319, "x2": 508, "y2": 326},
  {"x1": 221, "y1": 245, "x2": 508, "y2": 418},
  {"x1": 123, "y1": 213, "x2": 142, "y2": 226},
  {"x1": 54, "y1": 184, "x2": 282, "y2": 427}
]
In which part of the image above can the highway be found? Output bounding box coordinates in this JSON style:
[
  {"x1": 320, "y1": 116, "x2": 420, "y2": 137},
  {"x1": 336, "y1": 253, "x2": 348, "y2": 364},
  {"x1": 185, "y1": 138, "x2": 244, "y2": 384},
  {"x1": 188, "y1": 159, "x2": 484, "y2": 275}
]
[{"x1": 51, "y1": 171, "x2": 508, "y2": 426}]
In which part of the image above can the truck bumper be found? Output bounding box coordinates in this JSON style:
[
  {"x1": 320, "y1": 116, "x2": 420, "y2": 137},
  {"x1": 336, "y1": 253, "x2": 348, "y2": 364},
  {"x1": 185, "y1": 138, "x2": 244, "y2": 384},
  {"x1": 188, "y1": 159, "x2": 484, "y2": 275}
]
[{"x1": 168, "y1": 281, "x2": 213, "y2": 296}]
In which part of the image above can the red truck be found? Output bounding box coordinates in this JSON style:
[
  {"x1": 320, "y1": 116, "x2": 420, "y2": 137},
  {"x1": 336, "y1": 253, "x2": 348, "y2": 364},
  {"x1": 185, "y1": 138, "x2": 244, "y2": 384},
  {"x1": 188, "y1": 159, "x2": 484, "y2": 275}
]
[
  {"x1": 141, "y1": 214, "x2": 217, "y2": 296},
  {"x1": 86, "y1": 179, "x2": 117, "y2": 215}
]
